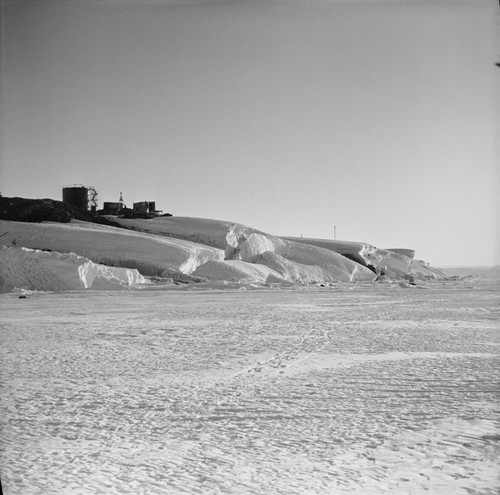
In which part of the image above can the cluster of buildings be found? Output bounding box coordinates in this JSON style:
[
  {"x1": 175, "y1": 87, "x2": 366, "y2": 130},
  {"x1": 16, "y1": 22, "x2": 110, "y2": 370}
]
[{"x1": 61, "y1": 185, "x2": 163, "y2": 216}]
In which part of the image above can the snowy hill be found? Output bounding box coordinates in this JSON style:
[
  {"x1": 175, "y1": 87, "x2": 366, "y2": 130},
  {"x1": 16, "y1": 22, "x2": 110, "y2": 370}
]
[
  {"x1": 0, "y1": 203, "x2": 447, "y2": 292},
  {"x1": 107, "y1": 216, "x2": 376, "y2": 284},
  {"x1": 284, "y1": 237, "x2": 447, "y2": 280},
  {"x1": 0, "y1": 219, "x2": 224, "y2": 281},
  {"x1": 0, "y1": 217, "x2": 375, "y2": 291}
]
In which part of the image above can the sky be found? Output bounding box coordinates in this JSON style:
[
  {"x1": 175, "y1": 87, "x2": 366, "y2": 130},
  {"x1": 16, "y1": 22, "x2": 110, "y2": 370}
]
[{"x1": 1, "y1": 0, "x2": 498, "y2": 267}]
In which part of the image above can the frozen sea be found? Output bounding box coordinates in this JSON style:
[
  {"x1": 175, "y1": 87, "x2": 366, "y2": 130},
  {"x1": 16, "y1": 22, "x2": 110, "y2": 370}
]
[{"x1": 1, "y1": 278, "x2": 499, "y2": 494}]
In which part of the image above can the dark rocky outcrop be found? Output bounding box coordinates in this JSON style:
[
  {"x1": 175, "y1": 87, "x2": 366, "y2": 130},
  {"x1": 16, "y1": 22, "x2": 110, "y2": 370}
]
[{"x1": 0, "y1": 196, "x2": 122, "y2": 227}]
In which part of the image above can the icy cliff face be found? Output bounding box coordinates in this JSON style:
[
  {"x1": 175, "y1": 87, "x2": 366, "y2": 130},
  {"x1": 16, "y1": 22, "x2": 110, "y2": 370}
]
[
  {"x1": 0, "y1": 219, "x2": 224, "y2": 278},
  {"x1": 111, "y1": 216, "x2": 287, "y2": 262},
  {"x1": 192, "y1": 260, "x2": 288, "y2": 285},
  {"x1": 77, "y1": 259, "x2": 146, "y2": 289},
  {"x1": 107, "y1": 218, "x2": 376, "y2": 284},
  {"x1": 253, "y1": 245, "x2": 375, "y2": 284},
  {"x1": 0, "y1": 246, "x2": 147, "y2": 292},
  {"x1": 225, "y1": 224, "x2": 287, "y2": 261},
  {"x1": 285, "y1": 237, "x2": 446, "y2": 280},
  {"x1": 365, "y1": 249, "x2": 442, "y2": 280},
  {"x1": 284, "y1": 237, "x2": 372, "y2": 267},
  {"x1": 0, "y1": 217, "x2": 445, "y2": 290}
]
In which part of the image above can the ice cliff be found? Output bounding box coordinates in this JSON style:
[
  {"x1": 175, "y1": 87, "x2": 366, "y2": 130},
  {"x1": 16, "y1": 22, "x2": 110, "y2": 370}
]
[
  {"x1": 0, "y1": 214, "x2": 447, "y2": 292},
  {"x1": 112, "y1": 217, "x2": 377, "y2": 283},
  {"x1": 0, "y1": 246, "x2": 146, "y2": 292},
  {"x1": 0, "y1": 219, "x2": 224, "y2": 279},
  {"x1": 285, "y1": 237, "x2": 446, "y2": 281},
  {"x1": 191, "y1": 260, "x2": 288, "y2": 286}
]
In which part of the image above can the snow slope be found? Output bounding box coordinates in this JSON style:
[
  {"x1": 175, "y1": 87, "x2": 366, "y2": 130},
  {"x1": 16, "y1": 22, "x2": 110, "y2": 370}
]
[
  {"x1": 0, "y1": 246, "x2": 146, "y2": 292},
  {"x1": 285, "y1": 237, "x2": 446, "y2": 280},
  {"x1": 110, "y1": 216, "x2": 243, "y2": 250},
  {"x1": 0, "y1": 219, "x2": 224, "y2": 278},
  {"x1": 192, "y1": 260, "x2": 288, "y2": 285},
  {"x1": 283, "y1": 237, "x2": 374, "y2": 266},
  {"x1": 0, "y1": 215, "x2": 446, "y2": 292},
  {"x1": 109, "y1": 217, "x2": 376, "y2": 284}
]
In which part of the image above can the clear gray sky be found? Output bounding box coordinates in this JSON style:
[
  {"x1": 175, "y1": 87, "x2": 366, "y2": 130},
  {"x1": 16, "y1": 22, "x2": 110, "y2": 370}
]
[{"x1": 1, "y1": 0, "x2": 498, "y2": 267}]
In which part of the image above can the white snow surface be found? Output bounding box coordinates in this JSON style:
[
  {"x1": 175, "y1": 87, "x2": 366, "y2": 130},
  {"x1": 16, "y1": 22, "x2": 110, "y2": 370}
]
[
  {"x1": 1, "y1": 215, "x2": 453, "y2": 292},
  {"x1": 0, "y1": 246, "x2": 146, "y2": 292},
  {"x1": 1, "y1": 281, "x2": 499, "y2": 494},
  {"x1": 0, "y1": 219, "x2": 224, "y2": 281},
  {"x1": 110, "y1": 216, "x2": 246, "y2": 250},
  {"x1": 285, "y1": 237, "x2": 446, "y2": 280},
  {"x1": 191, "y1": 260, "x2": 288, "y2": 285},
  {"x1": 108, "y1": 217, "x2": 376, "y2": 284}
]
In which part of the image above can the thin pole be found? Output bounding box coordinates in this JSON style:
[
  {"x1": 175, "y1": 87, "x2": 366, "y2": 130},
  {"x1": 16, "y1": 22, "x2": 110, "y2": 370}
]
[{"x1": 334, "y1": 225, "x2": 336, "y2": 241}]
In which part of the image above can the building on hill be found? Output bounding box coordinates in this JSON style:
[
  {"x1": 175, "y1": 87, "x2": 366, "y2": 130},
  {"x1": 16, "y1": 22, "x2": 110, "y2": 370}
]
[
  {"x1": 100, "y1": 192, "x2": 127, "y2": 215},
  {"x1": 133, "y1": 201, "x2": 162, "y2": 215},
  {"x1": 101, "y1": 202, "x2": 124, "y2": 215},
  {"x1": 62, "y1": 185, "x2": 98, "y2": 212}
]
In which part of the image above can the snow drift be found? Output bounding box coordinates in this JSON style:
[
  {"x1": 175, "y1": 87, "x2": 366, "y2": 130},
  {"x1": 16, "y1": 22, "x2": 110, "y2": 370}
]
[
  {"x1": 110, "y1": 216, "x2": 240, "y2": 250},
  {"x1": 285, "y1": 237, "x2": 446, "y2": 280},
  {"x1": 0, "y1": 246, "x2": 146, "y2": 292},
  {"x1": 110, "y1": 217, "x2": 376, "y2": 284},
  {"x1": 0, "y1": 213, "x2": 446, "y2": 292},
  {"x1": 0, "y1": 219, "x2": 224, "y2": 278},
  {"x1": 192, "y1": 260, "x2": 288, "y2": 285},
  {"x1": 252, "y1": 249, "x2": 374, "y2": 284}
]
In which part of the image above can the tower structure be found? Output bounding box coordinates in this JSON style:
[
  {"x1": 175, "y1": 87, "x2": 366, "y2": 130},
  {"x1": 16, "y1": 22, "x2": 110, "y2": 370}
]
[{"x1": 62, "y1": 185, "x2": 89, "y2": 210}]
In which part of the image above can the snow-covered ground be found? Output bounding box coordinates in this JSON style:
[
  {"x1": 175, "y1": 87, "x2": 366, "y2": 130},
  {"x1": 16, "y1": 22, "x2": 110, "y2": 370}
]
[{"x1": 1, "y1": 277, "x2": 499, "y2": 494}]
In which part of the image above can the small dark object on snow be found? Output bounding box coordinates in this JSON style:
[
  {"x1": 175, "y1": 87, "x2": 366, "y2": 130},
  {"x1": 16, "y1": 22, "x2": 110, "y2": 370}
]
[{"x1": 19, "y1": 295, "x2": 27, "y2": 299}]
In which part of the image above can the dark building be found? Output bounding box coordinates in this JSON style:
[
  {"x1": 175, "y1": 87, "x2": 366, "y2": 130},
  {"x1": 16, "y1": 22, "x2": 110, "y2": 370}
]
[
  {"x1": 62, "y1": 185, "x2": 98, "y2": 211},
  {"x1": 133, "y1": 201, "x2": 157, "y2": 214},
  {"x1": 102, "y1": 202, "x2": 124, "y2": 214},
  {"x1": 62, "y1": 186, "x2": 89, "y2": 210}
]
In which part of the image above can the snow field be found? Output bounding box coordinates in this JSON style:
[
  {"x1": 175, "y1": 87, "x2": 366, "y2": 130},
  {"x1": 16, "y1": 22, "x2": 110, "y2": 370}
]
[{"x1": 1, "y1": 279, "x2": 499, "y2": 494}]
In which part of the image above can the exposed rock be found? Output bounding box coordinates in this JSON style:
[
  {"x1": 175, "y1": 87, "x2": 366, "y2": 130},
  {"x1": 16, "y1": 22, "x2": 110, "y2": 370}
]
[{"x1": 0, "y1": 196, "x2": 121, "y2": 227}]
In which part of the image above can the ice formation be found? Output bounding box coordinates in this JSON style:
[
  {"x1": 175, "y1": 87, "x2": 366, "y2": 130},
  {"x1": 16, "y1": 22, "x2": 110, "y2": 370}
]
[
  {"x1": 0, "y1": 246, "x2": 146, "y2": 292},
  {"x1": 96, "y1": 217, "x2": 377, "y2": 284},
  {"x1": 223, "y1": 227, "x2": 375, "y2": 283},
  {"x1": 224, "y1": 224, "x2": 286, "y2": 260},
  {"x1": 0, "y1": 219, "x2": 224, "y2": 278},
  {"x1": 0, "y1": 215, "x2": 446, "y2": 292},
  {"x1": 192, "y1": 260, "x2": 288, "y2": 285},
  {"x1": 286, "y1": 237, "x2": 445, "y2": 280},
  {"x1": 111, "y1": 216, "x2": 239, "y2": 250}
]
